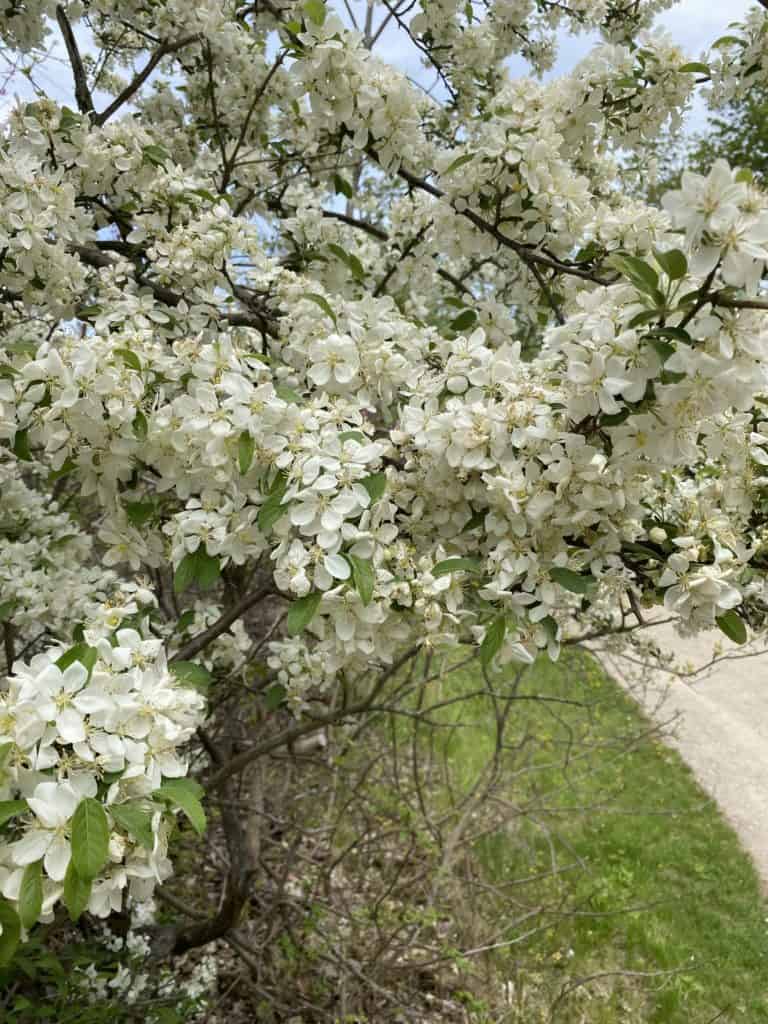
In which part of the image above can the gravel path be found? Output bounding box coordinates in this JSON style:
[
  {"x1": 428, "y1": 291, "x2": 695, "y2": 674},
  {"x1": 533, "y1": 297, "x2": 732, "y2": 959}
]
[{"x1": 592, "y1": 621, "x2": 768, "y2": 890}]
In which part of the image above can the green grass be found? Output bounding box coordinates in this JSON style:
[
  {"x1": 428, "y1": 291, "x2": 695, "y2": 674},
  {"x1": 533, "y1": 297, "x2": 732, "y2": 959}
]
[{"x1": 397, "y1": 647, "x2": 768, "y2": 1023}]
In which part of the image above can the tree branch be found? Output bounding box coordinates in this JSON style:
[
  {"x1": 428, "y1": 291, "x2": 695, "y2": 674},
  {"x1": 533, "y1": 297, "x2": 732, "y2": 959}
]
[
  {"x1": 221, "y1": 52, "x2": 285, "y2": 189},
  {"x1": 56, "y1": 5, "x2": 95, "y2": 116},
  {"x1": 170, "y1": 586, "x2": 274, "y2": 663},
  {"x1": 207, "y1": 644, "x2": 422, "y2": 787},
  {"x1": 712, "y1": 291, "x2": 768, "y2": 311},
  {"x1": 70, "y1": 244, "x2": 279, "y2": 335},
  {"x1": 94, "y1": 34, "x2": 201, "y2": 126},
  {"x1": 392, "y1": 160, "x2": 617, "y2": 286}
]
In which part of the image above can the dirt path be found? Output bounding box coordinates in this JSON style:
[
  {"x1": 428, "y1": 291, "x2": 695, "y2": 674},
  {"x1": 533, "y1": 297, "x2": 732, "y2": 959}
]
[{"x1": 592, "y1": 621, "x2": 768, "y2": 889}]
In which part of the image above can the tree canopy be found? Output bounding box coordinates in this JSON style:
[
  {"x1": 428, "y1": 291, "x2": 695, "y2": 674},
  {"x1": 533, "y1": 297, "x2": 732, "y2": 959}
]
[{"x1": 2, "y1": 0, "x2": 768, "y2": 993}]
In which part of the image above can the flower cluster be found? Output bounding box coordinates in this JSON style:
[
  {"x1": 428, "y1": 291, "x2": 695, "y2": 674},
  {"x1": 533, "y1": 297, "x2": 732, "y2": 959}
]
[
  {"x1": 0, "y1": 600, "x2": 205, "y2": 926},
  {"x1": 3, "y1": 0, "x2": 768, "y2": 946}
]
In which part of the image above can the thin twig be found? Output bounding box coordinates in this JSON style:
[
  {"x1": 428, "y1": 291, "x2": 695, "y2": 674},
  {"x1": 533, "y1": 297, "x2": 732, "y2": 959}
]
[{"x1": 171, "y1": 586, "x2": 274, "y2": 663}]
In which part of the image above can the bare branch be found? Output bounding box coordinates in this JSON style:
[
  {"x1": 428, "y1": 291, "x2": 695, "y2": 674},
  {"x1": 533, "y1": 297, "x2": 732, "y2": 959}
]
[
  {"x1": 69, "y1": 244, "x2": 279, "y2": 335},
  {"x1": 94, "y1": 34, "x2": 201, "y2": 126},
  {"x1": 712, "y1": 291, "x2": 768, "y2": 312},
  {"x1": 207, "y1": 644, "x2": 422, "y2": 787},
  {"x1": 391, "y1": 159, "x2": 618, "y2": 286},
  {"x1": 171, "y1": 586, "x2": 274, "y2": 663},
  {"x1": 221, "y1": 52, "x2": 285, "y2": 188},
  {"x1": 56, "y1": 5, "x2": 94, "y2": 116}
]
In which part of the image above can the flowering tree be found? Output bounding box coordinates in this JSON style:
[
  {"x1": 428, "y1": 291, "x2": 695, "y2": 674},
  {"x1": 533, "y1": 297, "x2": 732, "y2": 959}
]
[{"x1": 2, "y1": 0, "x2": 768, "y2": 976}]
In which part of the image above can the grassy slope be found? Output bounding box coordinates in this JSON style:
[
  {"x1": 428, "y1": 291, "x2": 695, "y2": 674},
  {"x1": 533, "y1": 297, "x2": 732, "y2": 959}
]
[{"x1": 420, "y1": 647, "x2": 768, "y2": 1022}]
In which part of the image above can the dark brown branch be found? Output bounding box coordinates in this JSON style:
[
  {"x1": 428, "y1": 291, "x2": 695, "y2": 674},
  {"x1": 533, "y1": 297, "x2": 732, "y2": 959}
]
[
  {"x1": 321, "y1": 208, "x2": 388, "y2": 241},
  {"x1": 94, "y1": 34, "x2": 201, "y2": 126},
  {"x1": 712, "y1": 291, "x2": 768, "y2": 312},
  {"x1": 207, "y1": 644, "x2": 422, "y2": 787},
  {"x1": 166, "y1": 735, "x2": 256, "y2": 955},
  {"x1": 321, "y1": 209, "x2": 475, "y2": 297},
  {"x1": 528, "y1": 258, "x2": 565, "y2": 325},
  {"x1": 170, "y1": 586, "x2": 273, "y2": 663},
  {"x1": 374, "y1": 223, "x2": 429, "y2": 297},
  {"x1": 221, "y1": 52, "x2": 285, "y2": 189},
  {"x1": 3, "y1": 622, "x2": 15, "y2": 670},
  {"x1": 56, "y1": 5, "x2": 95, "y2": 116},
  {"x1": 390, "y1": 159, "x2": 617, "y2": 286},
  {"x1": 70, "y1": 244, "x2": 278, "y2": 335}
]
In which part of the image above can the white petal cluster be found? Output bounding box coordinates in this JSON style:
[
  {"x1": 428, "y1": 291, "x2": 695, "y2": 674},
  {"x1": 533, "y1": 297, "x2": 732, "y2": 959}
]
[
  {"x1": 0, "y1": 602, "x2": 205, "y2": 925},
  {"x1": 3, "y1": 0, "x2": 768, "y2": 946}
]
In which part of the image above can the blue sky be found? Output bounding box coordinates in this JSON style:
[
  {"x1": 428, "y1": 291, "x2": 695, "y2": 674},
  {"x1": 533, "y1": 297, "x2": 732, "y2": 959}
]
[{"x1": 0, "y1": 1, "x2": 761, "y2": 131}]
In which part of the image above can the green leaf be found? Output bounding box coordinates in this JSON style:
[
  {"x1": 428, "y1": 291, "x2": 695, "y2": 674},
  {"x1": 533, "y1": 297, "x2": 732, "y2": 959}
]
[
  {"x1": 327, "y1": 243, "x2": 365, "y2": 282},
  {"x1": 18, "y1": 861, "x2": 42, "y2": 930},
  {"x1": 333, "y1": 173, "x2": 353, "y2": 199},
  {"x1": 142, "y1": 144, "x2": 170, "y2": 167},
  {"x1": 114, "y1": 348, "x2": 142, "y2": 372},
  {"x1": 132, "y1": 410, "x2": 148, "y2": 440},
  {"x1": 109, "y1": 800, "x2": 156, "y2": 851},
  {"x1": 0, "y1": 599, "x2": 16, "y2": 623},
  {"x1": 360, "y1": 471, "x2": 386, "y2": 503},
  {"x1": 443, "y1": 152, "x2": 475, "y2": 175},
  {"x1": 71, "y1": 798, "x2": 109, "y2": 881},
  {"x1": 609, "y1": 254, "x2": 664, "y2": 304},
  {"x1": 173, "y1": 555, "x2": 196, "y2": 594},
  {"x1": 304, "y1": 0, "x2": 326, "y2": 24},
  {"x1": 258, "y1": 472, "x2": 288, "y2": 533},
  {"x1": 62, "y1": 862, "x2": 91, "y2": 922},
  {"x1": 450, "y1": 309, "x2": 477, "y2": 332},
  {"x1": 462, "y1": 510, "x2": 485, "y2": 533},
  {"x1": 286, "y1": 592, "x2": 322, "y2": 636},
  {"x1": 346, "y1": 251, "x2": 366, "y2": 282},
  {"x1": 480, "y1": 616, "x2": 506, "y2": 668},
  {"x1": 540, "y1": 615, "x2": 558, "y2": 643},
  {"x1": 175, "y1": 609, "x2": 196, "y2": 632},
  {"x1": 0, "y1": 744, "x2": 14, "y2": 772},
  {"x1": 715, "y1": 609, "x2": 747, "y2": 645},
  {"x1": 624, "y1": 541, "x2": 663, "y2": 560},
  {"x1": 628, "y1": 309, "x2": 661, "y2": 329},
  {"x1": 0, "y1": 900, "x2": 20, "y2": 965},
  {"x1": 47, "y1": 457, "x2": 76, "y2": 484},
  {"x1": 432, "y1": 557, "x2": 483, "y2": 577},
  {"x1": 77, "y1": 304, "x2": 103, "y2": 319},
  {"x1": 238, "y1": 431, "x2": 255, "y2": 475},
  {"x1": 550, "y1": 567, "x2": 594, "y2": 595},
  {"x1": 12, "y1": 428, "x2": 31, "y2": 462},
  {"x1": 275, "y1": 383, "x2": 302, "y2": 403},
  {"x1": 170, "y1": 660, "x2": 212, "y2": 693},
  {"x1": 712, "y1": 35, "x2": 743, "y2": 49},
  {"x1": 305, "y1": 293, "x2": 337, "y2": 324},
  {"x1": 574, "y1": 241, "x2": 601, "y2": 264},
  {"x1": 0, "y1": 800, "x2": 27, "y2": 827},
  {"x1": 678, "y1": 61, "x2": 710, "y2": 74},
  {"x1": 339, "y1": 430, "x2": 366, "y2": 443},
  {"x1": 648, "y1": 337, "x2": 675, "y2": 363},
  {"x1": 653, "y1": 248, "x2": 687, "y2": 280},
  {"x1": 173, "y1": 548, "x2": 221, "y2": 594},
  {"x1": 125, "y1": 500, "x2": 154, "y2": 527},
  {"x1": 154, "y1": 779, "x2": 206, "y2": 835},
  {"x1": 647, "y1": 326, "x2": 691, "y2": 344},
  {"x1": 349, "y1": 555, "x2": 375, "y2": 606},
  {"x1": 600, "y1": 409, "x2": 630, "y2": 427},
  {"x1": 55, "y1": 643, "x2": 98, "y2": 675},
  {"x1": 264, "y1": 683, "x2": 286, "y2": 711}
]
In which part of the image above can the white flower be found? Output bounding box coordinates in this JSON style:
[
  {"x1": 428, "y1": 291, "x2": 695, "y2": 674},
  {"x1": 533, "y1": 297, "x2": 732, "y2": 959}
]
[
  {"x1": 11, "y1": 778, "x2": 95, "y2": 881},
  {"x1": 307, "y1": 334, "x2": 360, "y2": 389}
]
